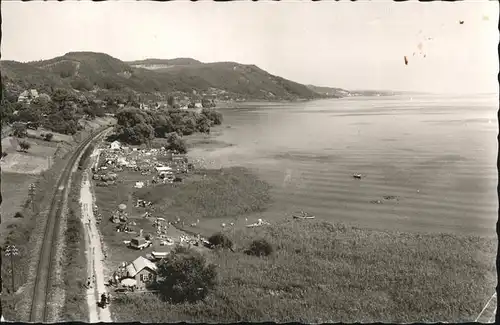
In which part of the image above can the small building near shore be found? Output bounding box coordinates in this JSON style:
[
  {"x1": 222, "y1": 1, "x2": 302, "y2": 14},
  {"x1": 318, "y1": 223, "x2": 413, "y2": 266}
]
[{"x1": 125, "y1": 256, "x2": 158, "y2": 290}]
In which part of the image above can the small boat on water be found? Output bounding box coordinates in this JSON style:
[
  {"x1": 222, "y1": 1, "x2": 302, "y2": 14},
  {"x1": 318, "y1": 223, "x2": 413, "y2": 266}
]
[
  {"x1": 292, "y1": 211, "x2": 315, "y2": 220},
  {"x1": 353, "y1": 174, "x2": 362, "y2": 179}
]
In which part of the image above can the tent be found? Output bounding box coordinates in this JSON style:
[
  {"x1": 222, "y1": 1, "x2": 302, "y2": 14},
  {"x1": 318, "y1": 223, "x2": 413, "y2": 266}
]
[{"x1": 120, "y1": 278, "x2": 137, "y2": 287}]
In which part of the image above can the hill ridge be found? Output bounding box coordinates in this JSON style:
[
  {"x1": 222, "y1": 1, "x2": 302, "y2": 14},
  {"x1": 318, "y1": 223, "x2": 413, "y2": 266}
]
[{"x1": 2, "y1": 51, "x2": 352, "y2": 100}]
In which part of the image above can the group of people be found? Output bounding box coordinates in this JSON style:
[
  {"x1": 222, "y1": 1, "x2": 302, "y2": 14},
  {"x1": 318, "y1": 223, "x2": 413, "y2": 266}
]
[
  {"x1": 85, "y1": 275, "x2": 96, "y2": 289},
  {"x1": 100, "y1": 292, "x2": 111, "y2": 308},
  {"x1": 85, "y1": 274, "x2": 111, "y2": 308}
]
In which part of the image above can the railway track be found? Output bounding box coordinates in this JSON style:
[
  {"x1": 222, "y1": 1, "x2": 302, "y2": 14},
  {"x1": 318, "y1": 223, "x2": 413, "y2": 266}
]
[{"x1": 29, "y1": 127, "x2": 110, "y2": 323}]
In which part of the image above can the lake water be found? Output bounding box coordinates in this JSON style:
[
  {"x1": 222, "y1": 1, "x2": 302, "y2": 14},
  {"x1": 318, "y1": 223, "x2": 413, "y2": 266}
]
[{"x1": 189, "y1": 94, "x2": 498, "y2": 237}]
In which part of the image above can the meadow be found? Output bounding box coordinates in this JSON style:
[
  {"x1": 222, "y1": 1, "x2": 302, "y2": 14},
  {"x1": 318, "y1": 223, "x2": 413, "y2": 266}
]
[{"x1": 110, "y1": 219, "x2": 497, "y2": 323}]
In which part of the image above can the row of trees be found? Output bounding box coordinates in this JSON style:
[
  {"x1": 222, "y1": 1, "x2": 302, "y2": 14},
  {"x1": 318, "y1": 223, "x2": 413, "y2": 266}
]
[
  {"x1": 110, "y1": 106, "x2": 223, "y2": 152},
  {"x1": 1, "y1": 88, "x2": 106, "y2": 135},
  {"x1": 2, "y1": 83, "x2": 221, "y2": 138}
]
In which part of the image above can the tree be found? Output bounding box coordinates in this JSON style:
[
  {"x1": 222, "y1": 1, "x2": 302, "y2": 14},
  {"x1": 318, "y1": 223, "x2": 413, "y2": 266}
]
[
  {"x1": 167, "y1": 96, "x2": 175, "y2": 108},
  {"x1": 152, "y1": 114, "x2": 174, "y2": 138},
  {"x1": 246, "y1": 239, "x2": 273, "y2": 257},
  {"x1": 201, "y1": 98, "x2": 212, "y2": 108},
  {"x1": 180, "y1": 115, "x2": 197, "y2": 135},
  {"x1": 14, "y1": 212, "x2": 24, "y2": 219},
  {"x1": 155, "y1": 246, "x2": 217, "y2": 303},
  {"x1": 19, "y1": 140, "x2": 31, "y2": 152},
  {"x1": 51, "y1": 88, "x2": 76, "y2": 104},
  {"x1": 165, "y1": 132, "x2": 187, "y2": 154},
  {"x1": 1, "y1": 152, "x2": 7, "y2": 159},
  {"x1": 43, "y1": 133, "x2": 54, "y2": 141},
  {"x1": 70, "y1": 77, "x2": 93, "y2": 91},
  {"x1": 17, "y1": 107, "x2": 42, "y2": 123},
  {"x1": 201, "y1": 108, "x2": 223, "y2": 125},
  {"x1": 195, "y1": 114, "x2": 211, "y2": 134},
  {"x1": 12, "y1": 123, "x2": 27, "y2": 138},
  {"x1": 208, "y1": 233, "x2": 233, "y2": 250},
  {"x1": 1, "y1": 102, "x2": 16, "y2": 124}
]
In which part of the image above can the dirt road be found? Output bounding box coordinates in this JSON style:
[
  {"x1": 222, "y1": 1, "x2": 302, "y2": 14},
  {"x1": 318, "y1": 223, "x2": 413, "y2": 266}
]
[{"x1": 80, "y1": 169, "x2": 112, "y2": 323}]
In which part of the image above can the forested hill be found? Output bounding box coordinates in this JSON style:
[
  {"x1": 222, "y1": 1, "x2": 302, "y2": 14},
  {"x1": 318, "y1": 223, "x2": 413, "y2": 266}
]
[{"x1": 2, "y1": 52, "x2": 327, "y2": 101}]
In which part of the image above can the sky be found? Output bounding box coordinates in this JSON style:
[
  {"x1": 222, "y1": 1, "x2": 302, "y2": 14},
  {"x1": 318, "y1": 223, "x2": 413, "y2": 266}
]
[{"x1": 2, "y1": 1, "x2": 498, "y2": 94}]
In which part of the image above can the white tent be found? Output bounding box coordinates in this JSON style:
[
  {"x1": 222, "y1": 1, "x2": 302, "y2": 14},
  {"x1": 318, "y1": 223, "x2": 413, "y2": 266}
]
[
  {"x1": 155, "y1": 166, "x2": 172, "y2": 172},
  {"x1": 120, "y1": 278, "x2": 137, "y2": 287}
]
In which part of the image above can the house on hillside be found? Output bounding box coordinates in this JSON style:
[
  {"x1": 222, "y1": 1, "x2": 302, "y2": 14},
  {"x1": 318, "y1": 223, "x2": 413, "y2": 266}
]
[
  {"x1": 140, "y1": 103, "x2": 151, "y2": 110},
  {"x1": 17, "y1": 89, "x2": 39, "y2": 104},
  {"x1": 125, "y1": 256, "x2": 158, "y2": 290},
  {"x1": 194, "y1": 103, "x2": 203, "y2": 109}
]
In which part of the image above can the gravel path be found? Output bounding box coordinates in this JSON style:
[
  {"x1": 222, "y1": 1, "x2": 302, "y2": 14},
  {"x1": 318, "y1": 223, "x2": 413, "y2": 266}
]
[{"x1": 80, "y1": 170, "x2": 112, "y2": 323}]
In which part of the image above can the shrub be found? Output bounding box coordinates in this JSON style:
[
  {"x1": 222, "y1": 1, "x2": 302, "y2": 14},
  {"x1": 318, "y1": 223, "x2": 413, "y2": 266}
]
[
  {"x1": 165, "y1": 132, "x2": 187, "y2": 154},
  {"x1": 208, "y1": 233, "x2": 233, "y2": 250},
  {"x1": 246, "y1": 239, "x2": 273, "y2": 257},
  {"x1": 14, "y1": 212, "x2": 24, "y2": 219},
  {"x1": 12, "y1": 123, "x2": 27, "y2": 138},
  {"x1": 201, "y1": 108, "x2": 223, "y2": 125},
  {"x1": 43, "y1": 133, "x2": 54, "y2": 141},
  {"x1": 1, "y1": 151, "x2": 7, "y2": 159},
  {"x1": 155, "y1": 247, "x2": 217, "y2": 303},
  {"x1": 19, "y1": 140, "x2": 31, "y2": 152}
]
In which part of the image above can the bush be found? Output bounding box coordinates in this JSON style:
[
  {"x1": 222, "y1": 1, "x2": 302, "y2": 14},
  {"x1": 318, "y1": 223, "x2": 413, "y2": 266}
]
[
  {"x1": 246, "y1": 239, "x2": 273, "y2": 257},
  {"x1": 155, "y1": 247, "x2": 217, "y2": 303},
  {"x1": 208, "y1": 233, "x2": 233, "y2": 250},
  {"x1": 201, "y1": 108, "x2": 223, "y2": 125},
  {"x1": 43, "y1": 133, "x2": 54, "y2": 141},
  {"x1": 1, "y1": 151, "x2": 7, "y2": 159},
  {"x1": 19, "y1": 140, "x2": 31, "y2": 152},
  {"x1": 165, "y1": 132, "x2": 187, "y2": 154},
  {"x1": 14, "y1": 212, "x2": 24, "y2": 219},
  {"x1": 12, "y1": 123, "x2": 27, "y2": 138}
]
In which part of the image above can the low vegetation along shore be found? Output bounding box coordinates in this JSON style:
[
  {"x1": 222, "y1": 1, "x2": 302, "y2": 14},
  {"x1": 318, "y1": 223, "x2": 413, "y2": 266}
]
[{"x1": 110, "y1": 219, "x2": 496, "y2": 323}]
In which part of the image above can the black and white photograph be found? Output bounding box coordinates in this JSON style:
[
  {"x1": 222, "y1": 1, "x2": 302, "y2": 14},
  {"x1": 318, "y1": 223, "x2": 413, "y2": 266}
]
[{"x1": 0, "y1": 0, "x2": 498, "y2": 323}]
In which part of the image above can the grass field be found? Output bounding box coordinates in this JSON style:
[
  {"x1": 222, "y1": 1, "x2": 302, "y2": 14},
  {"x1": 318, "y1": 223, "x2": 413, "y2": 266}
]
[
  {"x1": 135, "y1": 167, "x2": 272, "y2": 222},
  {"x1": 110, "y1": 219, "x2": 497, "y2": 323},
  {"x1": 26, "y1": 128, "x2": 74, "y2": 143},
  {"x1": 0, "y1": 172, "x2": 39, "y2": 229},
  {"x1": 1, "y1": 137, "x2": 62, "y2": 174}
]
